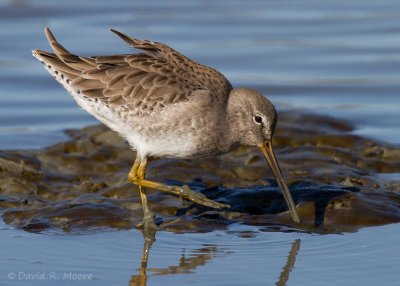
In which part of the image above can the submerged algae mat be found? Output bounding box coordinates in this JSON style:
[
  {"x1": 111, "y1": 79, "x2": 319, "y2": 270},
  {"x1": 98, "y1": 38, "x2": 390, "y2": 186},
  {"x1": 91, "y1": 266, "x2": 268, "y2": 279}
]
[{"x1": 1, "y1": 111, "x2": 400, "y2": 234}]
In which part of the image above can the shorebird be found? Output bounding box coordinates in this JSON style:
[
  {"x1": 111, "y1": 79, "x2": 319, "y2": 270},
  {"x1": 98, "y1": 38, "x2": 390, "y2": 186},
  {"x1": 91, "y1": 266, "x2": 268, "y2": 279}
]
[{"x1": 33, "y1": 28, "x2": 300, "y2": 232}]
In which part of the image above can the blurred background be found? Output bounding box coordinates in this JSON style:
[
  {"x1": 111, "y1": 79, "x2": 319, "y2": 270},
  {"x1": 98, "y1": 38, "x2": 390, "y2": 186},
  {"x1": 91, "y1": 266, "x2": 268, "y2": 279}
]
[{"x1": 1, "y1": 0, "x2": 399, "y2": 149}]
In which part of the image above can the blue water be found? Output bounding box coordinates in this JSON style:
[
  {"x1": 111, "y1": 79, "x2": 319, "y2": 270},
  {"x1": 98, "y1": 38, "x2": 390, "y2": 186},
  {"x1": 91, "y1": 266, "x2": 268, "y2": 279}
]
[
  {"x1": 1, "y1": 220, "x2": 400, "y2": 286},
  {"x1": 1, "y1": 0, "x2": 400, "y2": 285},
  {"x1": 1, "y1": 0, "x2": 399, "y2": 149}
]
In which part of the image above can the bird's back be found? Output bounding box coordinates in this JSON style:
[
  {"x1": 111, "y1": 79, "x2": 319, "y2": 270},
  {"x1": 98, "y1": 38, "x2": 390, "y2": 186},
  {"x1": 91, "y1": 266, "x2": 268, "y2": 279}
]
[{"x1": 33, "y1": 28, "x2": 233, "y2": 157}]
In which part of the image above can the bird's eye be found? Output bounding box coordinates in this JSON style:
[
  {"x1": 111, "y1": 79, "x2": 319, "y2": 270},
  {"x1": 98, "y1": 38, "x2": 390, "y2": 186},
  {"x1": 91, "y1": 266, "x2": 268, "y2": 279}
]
[{"x1": 254, "y1": 115, "x2": 263, "y2": 124}]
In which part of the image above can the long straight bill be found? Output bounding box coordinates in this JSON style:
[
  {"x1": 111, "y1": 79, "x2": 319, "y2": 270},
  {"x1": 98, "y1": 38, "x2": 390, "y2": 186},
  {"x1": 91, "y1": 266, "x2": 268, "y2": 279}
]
[{"x1": 258, "y1": 141, "x2": 300, "y2": 223}]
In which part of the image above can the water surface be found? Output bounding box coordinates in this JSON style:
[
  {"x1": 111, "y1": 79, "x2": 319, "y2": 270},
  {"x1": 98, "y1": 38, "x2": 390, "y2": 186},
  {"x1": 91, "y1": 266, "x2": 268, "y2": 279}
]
[{"x1": 2, "y1": 221, "x2": 400, "y2": 286}]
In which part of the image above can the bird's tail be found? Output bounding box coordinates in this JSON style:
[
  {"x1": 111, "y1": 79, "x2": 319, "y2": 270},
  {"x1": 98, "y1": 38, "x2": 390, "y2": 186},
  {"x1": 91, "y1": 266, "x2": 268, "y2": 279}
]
[{"x1": 32, "y1": 27, "x2": 96, "y2": 86}]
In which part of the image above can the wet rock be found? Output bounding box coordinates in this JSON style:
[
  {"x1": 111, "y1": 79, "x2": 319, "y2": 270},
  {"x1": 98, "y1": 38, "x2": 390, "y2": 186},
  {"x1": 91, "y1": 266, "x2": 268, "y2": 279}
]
[{"x1": 1, "y1": 111, "x2": 400, "y2": 234}]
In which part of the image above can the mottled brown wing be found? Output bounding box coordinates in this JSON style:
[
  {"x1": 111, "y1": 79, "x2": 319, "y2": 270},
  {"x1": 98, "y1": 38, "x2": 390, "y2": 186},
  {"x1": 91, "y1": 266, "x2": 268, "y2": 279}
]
[
  {"x1": 79, "y1": 54, "x2": 199, "y2": 113},
  {"x1": 34, "y1": 28, "x2": 232, "y2": 115}
]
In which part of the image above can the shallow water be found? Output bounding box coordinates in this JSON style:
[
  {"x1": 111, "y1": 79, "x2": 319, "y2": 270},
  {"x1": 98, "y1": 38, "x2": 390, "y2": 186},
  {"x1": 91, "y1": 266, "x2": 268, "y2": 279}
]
[
  {"x1": 2, "y1": 220, "x2": 400, "y2": 286},
  {"x1": 1, "y1": 0, "x2": 400, "y2": 285},
  {"x1": 1, "y1": 0, "x2": 400, "y2": 149}
]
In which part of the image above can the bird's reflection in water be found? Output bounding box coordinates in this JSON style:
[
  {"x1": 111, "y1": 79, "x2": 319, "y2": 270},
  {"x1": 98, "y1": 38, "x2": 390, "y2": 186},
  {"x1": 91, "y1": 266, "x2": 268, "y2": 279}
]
[
  {"x1": 276, "y1": 239, "x2": 301, "y2": 286},
  {"x1": 129, "y1": 231, "x2": 220, "y2": 286},
  {"x1": 129, "y1": 231, "x2": 301, "y2": 286}
]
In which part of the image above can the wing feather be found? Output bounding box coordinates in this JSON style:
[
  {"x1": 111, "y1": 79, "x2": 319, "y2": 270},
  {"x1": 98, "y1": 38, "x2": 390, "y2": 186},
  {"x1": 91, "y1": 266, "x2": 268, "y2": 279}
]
[{"x1": 33, "y1": 27, "x2": 233, "y2": 116}]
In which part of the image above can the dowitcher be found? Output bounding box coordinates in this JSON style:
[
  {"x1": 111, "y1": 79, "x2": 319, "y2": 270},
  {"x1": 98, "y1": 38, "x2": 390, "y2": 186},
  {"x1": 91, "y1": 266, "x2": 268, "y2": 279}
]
[{"x1": 33, "y1": 28, "x2": 300, "y2": 232}]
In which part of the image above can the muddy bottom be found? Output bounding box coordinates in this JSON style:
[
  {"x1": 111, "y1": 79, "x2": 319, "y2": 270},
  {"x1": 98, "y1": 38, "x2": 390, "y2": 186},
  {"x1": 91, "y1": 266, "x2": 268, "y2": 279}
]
[{"x1": 1, "y1": 111, "x2": 400, "y2": 234}]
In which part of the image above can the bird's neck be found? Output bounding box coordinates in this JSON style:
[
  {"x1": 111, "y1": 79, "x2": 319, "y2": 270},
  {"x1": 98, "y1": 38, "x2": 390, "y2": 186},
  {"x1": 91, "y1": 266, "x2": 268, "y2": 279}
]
[{"x1": 222, "y1": 91, "x2": 244, "y2": 150}]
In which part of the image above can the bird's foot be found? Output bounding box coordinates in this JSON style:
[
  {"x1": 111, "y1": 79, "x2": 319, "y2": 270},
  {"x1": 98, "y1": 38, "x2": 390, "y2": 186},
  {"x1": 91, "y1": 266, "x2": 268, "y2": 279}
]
[
  {"x1": 137, "y1": 213, "x2": 157, "y2": 242},
  {"x1": 178, "y1": 185, "x2": 230, "y2": 209}
]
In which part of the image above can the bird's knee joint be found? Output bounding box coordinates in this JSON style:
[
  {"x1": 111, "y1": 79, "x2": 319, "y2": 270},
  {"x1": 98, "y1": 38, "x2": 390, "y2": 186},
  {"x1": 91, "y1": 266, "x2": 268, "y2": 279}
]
[{"x1": 128, "y1": 173, "x2": 140, "y2": 184}]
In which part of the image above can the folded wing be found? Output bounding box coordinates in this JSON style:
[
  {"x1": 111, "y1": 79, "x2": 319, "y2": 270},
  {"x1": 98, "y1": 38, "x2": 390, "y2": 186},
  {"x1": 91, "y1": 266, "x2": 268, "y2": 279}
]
[{"x1": 33, "y1": 28, "x2": 232, "y2": 115}]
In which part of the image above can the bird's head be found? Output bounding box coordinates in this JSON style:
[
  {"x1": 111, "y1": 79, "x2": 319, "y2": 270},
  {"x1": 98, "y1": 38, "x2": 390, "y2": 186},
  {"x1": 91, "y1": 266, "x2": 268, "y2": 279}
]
[
  {"x1": 228, "y1": 88, "x2": 300, "y2": 223},
  {"x1": 228, "y1": 88, "x2": 277, "y2": 146}
]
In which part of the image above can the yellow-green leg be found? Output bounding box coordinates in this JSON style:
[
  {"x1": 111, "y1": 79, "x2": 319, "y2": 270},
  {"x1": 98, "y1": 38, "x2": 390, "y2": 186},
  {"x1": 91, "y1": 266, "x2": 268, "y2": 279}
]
[
  {"x1": 128, "y1": 157, "x2": 230, "y2": 213},
  {"x1": 129, "y1": 158, "x2": 157, "y2": 234}
]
